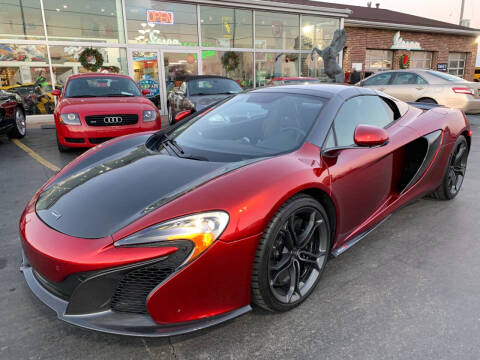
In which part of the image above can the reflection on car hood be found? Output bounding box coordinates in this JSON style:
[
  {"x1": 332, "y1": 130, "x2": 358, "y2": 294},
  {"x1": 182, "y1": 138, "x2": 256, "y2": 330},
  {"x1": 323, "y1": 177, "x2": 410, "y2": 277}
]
[
  {"x1": 190, "y1": 94, "x2": 232, "y2": 110},
  {"x1": 36, "y1": 134, "x2": 257, "y2": 239}
]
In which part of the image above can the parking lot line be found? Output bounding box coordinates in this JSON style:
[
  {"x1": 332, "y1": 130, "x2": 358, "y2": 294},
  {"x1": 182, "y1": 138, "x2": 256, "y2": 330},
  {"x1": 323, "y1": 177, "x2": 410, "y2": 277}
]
[{"x1": 11, "y1": 139, "x2": 60, "y2": 172}]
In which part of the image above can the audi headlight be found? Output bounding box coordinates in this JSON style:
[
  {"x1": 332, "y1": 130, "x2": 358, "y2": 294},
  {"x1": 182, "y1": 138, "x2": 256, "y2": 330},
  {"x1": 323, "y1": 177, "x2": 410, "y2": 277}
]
[
  {"x1": 60, "y1": 113, "x2": 81, "y2": 125},
  {"x1": 143, "y1": 110, "x2": 157, "y2": 122},
  {"x1": 114, "y1": 211, "x2": 229, "y2": 263}
]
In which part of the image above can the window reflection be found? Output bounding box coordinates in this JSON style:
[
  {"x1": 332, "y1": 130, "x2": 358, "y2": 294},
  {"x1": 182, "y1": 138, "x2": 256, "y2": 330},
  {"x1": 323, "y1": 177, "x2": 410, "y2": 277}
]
[
  {"x1": 256, "y1": 52, "x2": 299, "y2": 87},
  {"x1": 301, "y1": 16, "x2": 338, "y2": 50},
  {"x1": 202, "y1": 51, "x2": 253, "y2": 88},
  {"x1": 255, "y1": 12, "x2": 299, "y2": 50},
  {"x1": 0, "y1": 0, "x2": 45, "y2": 40}
]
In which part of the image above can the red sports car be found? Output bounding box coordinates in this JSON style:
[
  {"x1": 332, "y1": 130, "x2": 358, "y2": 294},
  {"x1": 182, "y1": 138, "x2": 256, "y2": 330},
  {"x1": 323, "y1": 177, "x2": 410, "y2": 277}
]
[
  {"x1": 20, "y1": 85, "x2": 471, "y2": 336},
  {"x1": 52, "y1": 73, "x2": 161, "y2": 152}
]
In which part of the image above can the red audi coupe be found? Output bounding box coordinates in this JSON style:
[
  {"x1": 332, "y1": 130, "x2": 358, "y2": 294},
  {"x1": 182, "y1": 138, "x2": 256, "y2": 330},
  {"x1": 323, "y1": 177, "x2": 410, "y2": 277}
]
[
  {"x1": 20, "y1": 85, "x2": 470, "y2": 336},
  {"x1": 52, "y1": 73, "x2": 161, "y2": 152}
]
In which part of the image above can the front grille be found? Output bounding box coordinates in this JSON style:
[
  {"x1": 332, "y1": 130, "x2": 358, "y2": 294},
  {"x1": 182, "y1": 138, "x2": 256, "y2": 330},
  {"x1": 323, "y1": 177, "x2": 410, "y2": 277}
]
[
  {"x1": 65, "y1": 137, "x2": 85, "y2": 143},
  {"x1": 85, "y1": 114, "x2": 138, "y2": 126},
  {"x1": 89, "y1": 137, "x2": 113, "y2": 144},
  {"x1": 110, "y1": 244, "x2": 192, "y2": 314}
]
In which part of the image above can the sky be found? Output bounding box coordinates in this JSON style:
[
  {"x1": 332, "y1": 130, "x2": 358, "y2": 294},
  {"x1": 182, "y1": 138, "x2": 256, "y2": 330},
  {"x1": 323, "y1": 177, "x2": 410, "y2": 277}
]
[{"x1": 317, "y1": 0, "x2": 480, "y2": 66}]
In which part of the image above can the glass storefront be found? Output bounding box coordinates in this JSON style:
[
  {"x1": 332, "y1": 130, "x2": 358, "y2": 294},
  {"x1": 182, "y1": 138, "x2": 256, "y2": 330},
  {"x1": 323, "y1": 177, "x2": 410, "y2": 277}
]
[{"x1": 0, "y1": 0, "x2": 342, "y2": 115}]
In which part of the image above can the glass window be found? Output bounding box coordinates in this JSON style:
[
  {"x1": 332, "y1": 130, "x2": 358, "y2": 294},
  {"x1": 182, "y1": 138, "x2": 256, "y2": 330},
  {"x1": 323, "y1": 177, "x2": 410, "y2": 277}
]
[
  {"x1": 131, "y1": 51, "x2": 161, "y2": 108},
  {"x1": 410, "y1": 51, "x2": 433, "y2": 69},
  {"x1": 448, "y1": 52, "x2": 467, "y2": 78},
  {"x1": 255, "y1": 12, "x2": 299, "y2": 50},
  {"x1": 426, "y1": 70, "x2": 467, "y2": 83},
  {"x1": 300, "y1": 53, "x2": 333, "y2": 82},
  {"x1": 43, "y1": 0, "x2": 124, "y2": 43},
  {"x1": 48, "y1": 46, "x2": 127, "y2": 87},
  {"x1": 0, "y1": 0, "x2": 44, "y2": 40},
  {"x1": 0, "y1": 44, "x2": 54, "y2": 114},
  {"x1": 202, "y1": 51, "x2": 253, "y2": 89},
  {"x1": 391, "y1": 72, "x2": 427, "y2": 85},
  {"x1": 301, "y1": 16, "x2": 338, "y2": 50},
  {"x1": 363, "y1": 72, "x2": 393, "y2": 86},
  {"x1": 256, "y1": 53, "x2": 299, "y2": 87},
  {"x1": 164, "y1": 52, "x2": 198, "y2": 91},
  {"x1": 200, "y1": 6, "x2": 252, "y2": 48},
  {"x1": 170, "y1": 92, "x2": 325, "y2": 162},
  {"x1": 333, "y1": 96, "x2": 392, "y2": 147},
  {"x1": 187, "y1": 77, "x2": 242, "y2": 96},
  {"x1": 64, "y1": 75, "x2": 141, "y2": 98},
  {"x1": 365, "y1": 50, "x2": 393, "y2": 71},
  {"x1": 126, "y1": 0, "x2": 198, "y2": 46}
]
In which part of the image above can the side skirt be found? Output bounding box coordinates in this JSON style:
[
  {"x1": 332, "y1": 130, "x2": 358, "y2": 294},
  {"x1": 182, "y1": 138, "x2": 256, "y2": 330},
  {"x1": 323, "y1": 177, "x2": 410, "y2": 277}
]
[{"x1": 330, "y1": 215, "x2": 392, "y2": 257}]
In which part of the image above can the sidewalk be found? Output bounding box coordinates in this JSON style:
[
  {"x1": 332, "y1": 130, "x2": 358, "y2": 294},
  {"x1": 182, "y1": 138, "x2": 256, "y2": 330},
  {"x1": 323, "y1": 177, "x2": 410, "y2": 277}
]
[{"x1": 27, "y1": 115, "x2": 54, "y2": 129}]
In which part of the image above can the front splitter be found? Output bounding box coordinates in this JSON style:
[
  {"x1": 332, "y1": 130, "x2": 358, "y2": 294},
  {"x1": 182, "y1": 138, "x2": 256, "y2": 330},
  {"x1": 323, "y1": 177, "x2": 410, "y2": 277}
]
[{"x1": 22, "y1": 264, "x2": 251, "y2": 337}]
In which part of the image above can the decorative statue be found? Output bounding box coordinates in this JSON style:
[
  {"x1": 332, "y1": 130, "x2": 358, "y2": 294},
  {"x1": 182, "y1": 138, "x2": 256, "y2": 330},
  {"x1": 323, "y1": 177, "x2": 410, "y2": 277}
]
[{"x1": 310, "y1": 29, "x2": 347, "y2": 83}]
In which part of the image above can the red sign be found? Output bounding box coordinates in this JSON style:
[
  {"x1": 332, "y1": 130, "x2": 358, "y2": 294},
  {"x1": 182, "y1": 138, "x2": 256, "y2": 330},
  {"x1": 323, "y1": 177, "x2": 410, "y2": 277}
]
[{"x1": 147, "y1": 10, "x2": 174, "y2": 25}]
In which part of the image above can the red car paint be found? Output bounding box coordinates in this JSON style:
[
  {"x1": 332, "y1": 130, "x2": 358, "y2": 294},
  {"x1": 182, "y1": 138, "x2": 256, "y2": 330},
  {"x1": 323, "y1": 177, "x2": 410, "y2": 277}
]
[
  {"x1": 20, "y1": 92, "x2": 471, "y2": 331},
  {"x1": 54, "y1": 73, "x2": 161, "y2": 148}
]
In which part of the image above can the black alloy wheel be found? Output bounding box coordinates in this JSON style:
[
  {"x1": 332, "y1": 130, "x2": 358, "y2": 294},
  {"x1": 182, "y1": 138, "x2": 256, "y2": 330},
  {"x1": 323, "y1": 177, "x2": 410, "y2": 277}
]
[
  {"x1": 7, "y1": 107, "x2": 26, "y2": 139},
  {"x1": 251, "y1": 195, "x2": 331, "y2": 312},
  {"x1": 430, "y1": 135, "x2": 468, "y2": 200}
]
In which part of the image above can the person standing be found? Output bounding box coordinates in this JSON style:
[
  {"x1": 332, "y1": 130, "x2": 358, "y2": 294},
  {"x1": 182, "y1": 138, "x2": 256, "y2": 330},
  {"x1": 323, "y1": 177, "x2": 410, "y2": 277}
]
[{"x1": 349, "y1": 68, "x2": 361, "y2": 84}]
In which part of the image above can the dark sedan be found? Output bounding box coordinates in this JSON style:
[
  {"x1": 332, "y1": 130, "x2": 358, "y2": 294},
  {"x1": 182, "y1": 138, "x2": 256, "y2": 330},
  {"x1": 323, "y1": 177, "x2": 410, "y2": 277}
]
[
  {"x1": 167, "y1": 75, "x2": 242, "y2": 125},
  {"x1": 0, "y1": 90, "x2": 26, "y2": 138}
]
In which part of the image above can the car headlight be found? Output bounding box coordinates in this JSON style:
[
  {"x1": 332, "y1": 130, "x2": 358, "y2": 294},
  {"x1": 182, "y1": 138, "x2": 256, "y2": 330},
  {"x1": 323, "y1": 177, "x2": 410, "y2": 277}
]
[
  {"x1": 60, "y1": 113, "x2": 81, "y2": 125},
  {"x1": 114, "y1": 211, "x2": 229, "y2": 263},
  {"x1": 143, "y1": 110, "x2": 157, "y2": 122}
]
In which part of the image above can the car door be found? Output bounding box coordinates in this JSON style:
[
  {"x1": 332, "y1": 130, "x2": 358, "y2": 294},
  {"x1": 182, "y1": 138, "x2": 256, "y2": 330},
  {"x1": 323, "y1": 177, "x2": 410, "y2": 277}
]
[
  {"x1": 361, "y1": 72, "x2": 394, "y2": 92},
  {"x1": 385, "y1": 72, "x2": 428, "y2": 102},
  {"x1": 322, "y1": 95, "x2": 415, "y2": 244}
]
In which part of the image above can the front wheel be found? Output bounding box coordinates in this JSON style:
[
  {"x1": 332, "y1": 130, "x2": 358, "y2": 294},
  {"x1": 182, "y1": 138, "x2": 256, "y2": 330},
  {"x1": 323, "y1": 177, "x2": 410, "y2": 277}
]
[
  {"x1": 7, "y1": 107, "x2": 26, "y2": 139},
  {"x1": 56, "y1": 134, "x2": 70, "y2": 152},
  {"x1": 251, "y1": 194, "x2": 331, "y2": 312},
  {"x1": 429, "y1": 135, "x2": 468, "y2": 200}
]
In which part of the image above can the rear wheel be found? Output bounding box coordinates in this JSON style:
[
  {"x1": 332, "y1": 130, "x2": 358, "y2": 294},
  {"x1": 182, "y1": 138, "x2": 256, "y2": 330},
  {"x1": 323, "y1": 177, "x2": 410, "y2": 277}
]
[
  {"x1": 429, "y1": 135, "x2": 468, "y2": 200},
  {"x1": 417, "y1": 97, "x2": 437, "y2": 104},
  {"x1": 251, "y1": 195, "x2": 331, "y2": 312},
  {"x1": 7, "y1": 107, "x2": 26, "y2": 139}
]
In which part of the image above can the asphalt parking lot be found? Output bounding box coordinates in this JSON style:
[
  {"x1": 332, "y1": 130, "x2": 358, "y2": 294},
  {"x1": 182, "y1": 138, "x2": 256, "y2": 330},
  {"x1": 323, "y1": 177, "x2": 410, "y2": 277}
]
[{"x1": 1, "y1": 115, "x2": 480, "y2": 360}]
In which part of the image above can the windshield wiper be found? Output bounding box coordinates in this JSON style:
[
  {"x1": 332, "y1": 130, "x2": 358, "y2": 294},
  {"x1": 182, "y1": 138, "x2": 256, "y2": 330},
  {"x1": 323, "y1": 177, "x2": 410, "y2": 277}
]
[
  {"x1": 160, "y1": 133, "x2": 184, "y2": 154},
  {"x1": 103, "y1": 93, "x2": 135, "y2": 97},
  {"x1": 159, "y1": 133, "x2": 209, "y2": 161}
]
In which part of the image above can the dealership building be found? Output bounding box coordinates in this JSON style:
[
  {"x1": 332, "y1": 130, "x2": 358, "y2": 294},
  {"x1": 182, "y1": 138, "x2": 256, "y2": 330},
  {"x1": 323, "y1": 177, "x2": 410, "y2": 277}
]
[{"x1": 1, "y1": 0, "x2": 479, "y2": 115}]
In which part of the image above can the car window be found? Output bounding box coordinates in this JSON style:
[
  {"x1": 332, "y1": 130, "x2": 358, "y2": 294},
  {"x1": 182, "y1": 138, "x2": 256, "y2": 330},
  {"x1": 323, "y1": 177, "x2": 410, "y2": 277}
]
[
  {"x1": 187, "y1": 78, "x2": 242, "y2": 96},
  {"x1": 363, "y1": 73, "x2": 392, "y2": 86},
  {"x1": 333, "y1": 95, "x2": 393, "y2": 147},
  {"x1": 169, "y1": 92, "x2": 325, "y2": 162},
  {"x1": 391, "y1": 72, "x2": 427, "y2": 85},
  {"x1": 65, "y1": 76, "x2": 141, "y2": 98},
  {"x1": 426, "y1": 71, "x2": 467, "y2": 82}
]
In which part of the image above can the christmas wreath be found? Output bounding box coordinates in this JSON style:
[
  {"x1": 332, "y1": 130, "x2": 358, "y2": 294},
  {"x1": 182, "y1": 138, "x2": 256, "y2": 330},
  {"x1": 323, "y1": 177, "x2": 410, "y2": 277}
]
[
  {"x1": 222, "y1": 51, "x2": 240, "y2": 72},
  {"x1": 399, "y1": 54, "x2": 410, "y2": 69},
  {"x1": 79, "y1": 48, "x2": 104, "y2": 72}
]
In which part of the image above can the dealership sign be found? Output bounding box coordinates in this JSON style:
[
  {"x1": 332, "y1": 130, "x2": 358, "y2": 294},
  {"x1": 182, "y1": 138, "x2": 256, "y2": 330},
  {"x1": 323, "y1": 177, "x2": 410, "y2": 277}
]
[
  {"x1": 147, "y1": 9, "x2": 174, "y2": 25},
  {"x1": 391, "y1": 31, "x2": 422, "y2": 50}
]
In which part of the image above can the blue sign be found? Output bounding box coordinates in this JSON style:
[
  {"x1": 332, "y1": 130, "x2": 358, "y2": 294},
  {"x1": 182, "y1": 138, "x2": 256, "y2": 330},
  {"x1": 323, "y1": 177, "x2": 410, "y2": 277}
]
[{"x1": 137, "y1": 78, "x2": 159, "y2": 97}]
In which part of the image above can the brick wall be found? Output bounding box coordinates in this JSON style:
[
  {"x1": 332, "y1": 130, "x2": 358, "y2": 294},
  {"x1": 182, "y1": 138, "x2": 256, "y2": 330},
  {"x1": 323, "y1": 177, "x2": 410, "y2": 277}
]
[{"x1": 343, "y1": 26, "x2": 478, "y2": 81}]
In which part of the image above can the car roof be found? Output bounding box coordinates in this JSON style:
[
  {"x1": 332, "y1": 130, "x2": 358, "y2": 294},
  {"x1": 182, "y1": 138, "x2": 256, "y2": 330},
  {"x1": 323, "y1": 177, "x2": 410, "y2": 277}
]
[{"x1": 251, "y1": 84, "x2": 376, "y2": 99}]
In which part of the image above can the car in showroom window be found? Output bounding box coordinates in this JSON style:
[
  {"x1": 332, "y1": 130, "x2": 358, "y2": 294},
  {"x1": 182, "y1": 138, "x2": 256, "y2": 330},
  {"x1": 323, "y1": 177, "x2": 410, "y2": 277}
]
[{"x1": 164, "y1": 92, "x2": 326, "y2": 162}]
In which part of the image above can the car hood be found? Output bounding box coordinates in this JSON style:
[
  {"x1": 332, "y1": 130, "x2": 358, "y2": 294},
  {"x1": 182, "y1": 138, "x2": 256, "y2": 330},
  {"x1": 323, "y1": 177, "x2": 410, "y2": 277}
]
[
  {"x1": 57, "y1": 96, "x2": 155, "y2": 113},
  {"x1": 190, "y1": 94, "x2": 232, "y2": 111},
  {"x1": 35, "y1": 134, "x2": 257, "y2": 239}
]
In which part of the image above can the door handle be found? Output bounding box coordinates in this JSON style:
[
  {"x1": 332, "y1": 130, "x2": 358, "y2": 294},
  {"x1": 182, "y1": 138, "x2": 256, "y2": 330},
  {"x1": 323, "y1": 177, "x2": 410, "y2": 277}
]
[
  {"x1": 416, "y1": 87, "x2": 424, "y2": 90},
  {"x1": 379, "y1": 88, "x2": 385, "y2": 91}
]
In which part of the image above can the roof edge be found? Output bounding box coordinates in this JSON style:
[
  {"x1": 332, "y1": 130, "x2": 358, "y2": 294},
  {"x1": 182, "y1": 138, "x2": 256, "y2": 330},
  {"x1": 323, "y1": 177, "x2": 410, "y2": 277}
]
[{"x1": 345, "y1": 19, "x2": 480, "y2": 36}]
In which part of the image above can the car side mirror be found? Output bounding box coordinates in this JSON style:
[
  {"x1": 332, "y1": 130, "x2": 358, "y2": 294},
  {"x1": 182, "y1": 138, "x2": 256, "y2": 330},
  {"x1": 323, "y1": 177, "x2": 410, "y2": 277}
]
[
  {"x1": 354, "y1": 124, "x2": 389, "y2": 147},
  {"x1": 51, "y1": 89, "x2": 61, "y2": 97},
  {"x1": 141, "y1": 89, "x2": 150, "y2": 96},
  {"x1": 175, "y1": 110, "x2": 192, "y2": 122}
]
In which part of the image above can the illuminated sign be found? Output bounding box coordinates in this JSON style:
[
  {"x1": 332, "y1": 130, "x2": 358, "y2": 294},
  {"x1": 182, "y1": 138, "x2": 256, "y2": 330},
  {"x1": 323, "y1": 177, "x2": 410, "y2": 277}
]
[{"x1": 147, "y1": 9, "x2": 174, "y2": 25}]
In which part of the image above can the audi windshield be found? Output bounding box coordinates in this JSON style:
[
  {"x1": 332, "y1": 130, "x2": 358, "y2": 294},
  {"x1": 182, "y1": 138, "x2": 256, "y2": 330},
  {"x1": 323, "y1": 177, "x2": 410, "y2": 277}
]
[
  {"x1": 157, "y1": 92, "x2": 326, "y2": 162},
  {"x1": 64, "y1": 76, "x2": 142, "y2": 98}
]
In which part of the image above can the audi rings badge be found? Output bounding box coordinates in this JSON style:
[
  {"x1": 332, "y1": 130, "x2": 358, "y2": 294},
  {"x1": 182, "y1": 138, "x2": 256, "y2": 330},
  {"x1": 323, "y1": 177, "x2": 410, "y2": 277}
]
[{"x1": 104, "y1": 116, "x2": 123, "y2": 124}]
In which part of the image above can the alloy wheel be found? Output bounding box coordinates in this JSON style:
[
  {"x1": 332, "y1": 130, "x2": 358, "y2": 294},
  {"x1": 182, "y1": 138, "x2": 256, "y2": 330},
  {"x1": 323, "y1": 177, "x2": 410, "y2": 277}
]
[
  {"x1": 15, "y1": 108, "x2": 26, "y2": 136},
  {"x1": 447, "y1": 141, "x2": 468, "y2": 196},
  {"x1": 268, "y1": 207, "x2": 329, "y2": 304}
]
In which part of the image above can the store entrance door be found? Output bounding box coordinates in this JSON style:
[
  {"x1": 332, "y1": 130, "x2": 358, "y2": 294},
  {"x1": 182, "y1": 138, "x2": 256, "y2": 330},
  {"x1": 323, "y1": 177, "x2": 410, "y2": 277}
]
[{"x1": 129, "y1": 49, "x2": 200, "y2": 116}]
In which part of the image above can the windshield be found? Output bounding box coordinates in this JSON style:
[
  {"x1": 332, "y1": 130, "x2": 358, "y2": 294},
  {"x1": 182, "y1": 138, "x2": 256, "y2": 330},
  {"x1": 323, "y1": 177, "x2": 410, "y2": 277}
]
[
  {"x1": 65, "y1": 76, "x2": 141, "y2": 98},
  {"x1": 188, "y1": 78, "x2": 242, "y2": 96},
  {"x1": 281, "y1": 79, "x2": 321, "y2": 85},
  {"x1": 426, "y1": 71, "x2": 467, "y2": 82},
  {"x1": 167, "y1": 92, "x2": 326, "y2": 162}
]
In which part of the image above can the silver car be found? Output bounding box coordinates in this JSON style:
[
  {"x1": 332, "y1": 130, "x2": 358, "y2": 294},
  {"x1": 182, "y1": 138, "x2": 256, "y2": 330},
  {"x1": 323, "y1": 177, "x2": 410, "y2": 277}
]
[{"x1": 359, "y1": 69, "x2": 480, "y2": 113}]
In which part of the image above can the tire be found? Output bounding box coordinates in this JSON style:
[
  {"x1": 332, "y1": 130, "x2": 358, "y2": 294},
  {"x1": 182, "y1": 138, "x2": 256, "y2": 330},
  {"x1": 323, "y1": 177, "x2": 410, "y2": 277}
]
[
  {"x1": 429, "y1": 135, "x2": 468, "y2": 200},
  {"x1": 416, "y1": 97, "x2": 437, "y2": 104},
  {"x1": 168, "y1": 104, "x2": 174, "y2": 125},
  {"x1": 7, "y1": 107, "x2": 26, "y2": 139},
  {"x1": 56, "y1": 134, "x2": 69, "y2": 152},
  {"x1": 251, "y1": 194, "x2": 331, "y2": 312}
]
